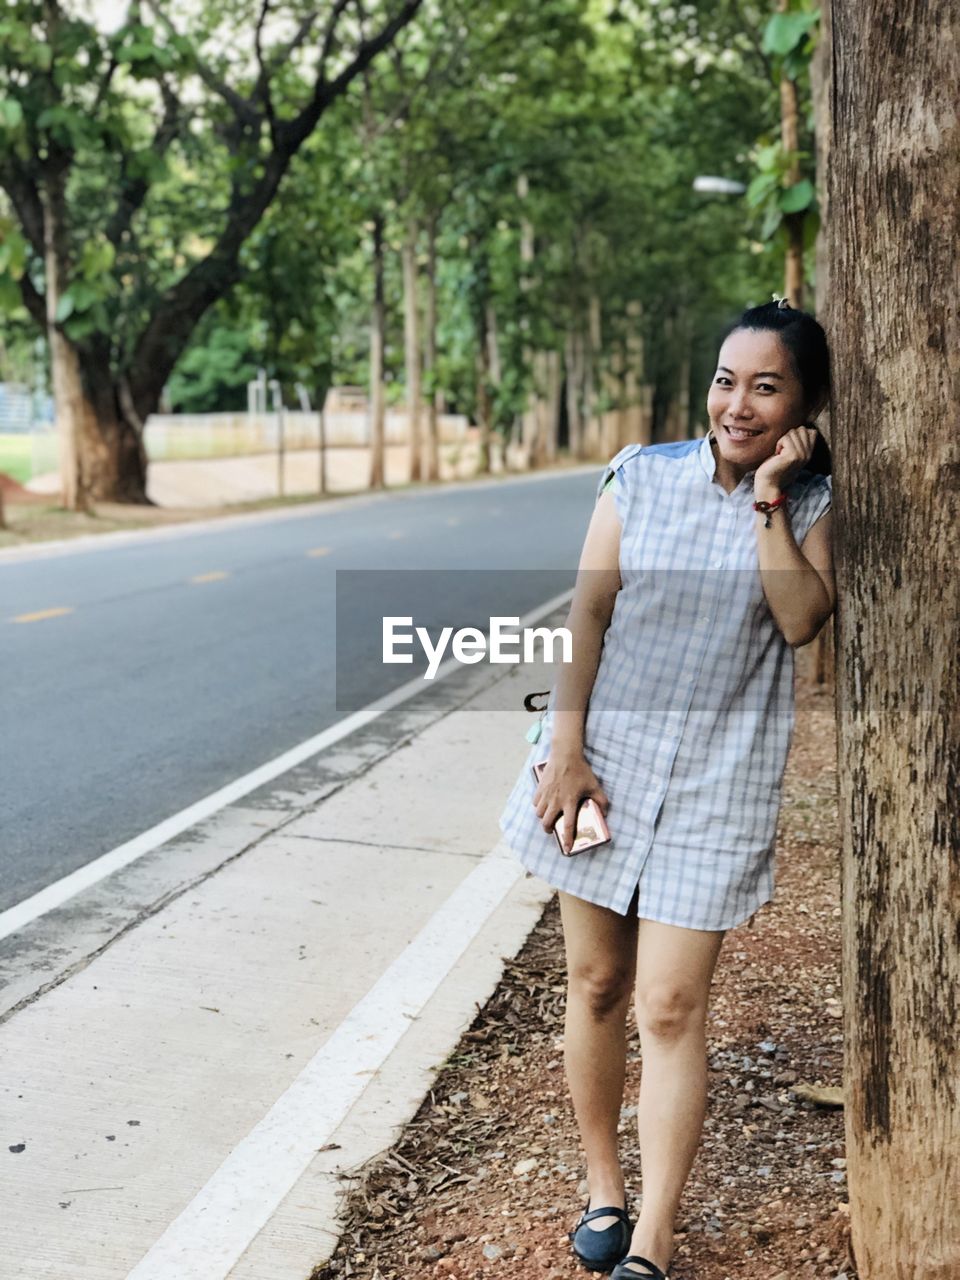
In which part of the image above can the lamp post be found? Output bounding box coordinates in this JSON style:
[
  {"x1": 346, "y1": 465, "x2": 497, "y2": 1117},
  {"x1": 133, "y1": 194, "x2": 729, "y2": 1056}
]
[{"x1": 692, "y1": 176, "x2": 747, "y2": 195}]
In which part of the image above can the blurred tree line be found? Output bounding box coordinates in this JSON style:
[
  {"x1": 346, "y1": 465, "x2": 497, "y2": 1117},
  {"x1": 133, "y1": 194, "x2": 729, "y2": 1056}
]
[{"x1": 0, "y1": 0, "x2": 817, "y2": 505}]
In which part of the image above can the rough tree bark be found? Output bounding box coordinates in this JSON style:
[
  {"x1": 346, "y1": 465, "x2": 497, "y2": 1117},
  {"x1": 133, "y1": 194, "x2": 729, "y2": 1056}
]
[
  {"x1": 809, "y1": 0, "x2": 835, "y2": 688},
  {"x1": 828, "y1": 3, "x2": 959, "y2": 1274},
  {"x1": 778, "y1": 0, "x2": 805, "y2": 309}
]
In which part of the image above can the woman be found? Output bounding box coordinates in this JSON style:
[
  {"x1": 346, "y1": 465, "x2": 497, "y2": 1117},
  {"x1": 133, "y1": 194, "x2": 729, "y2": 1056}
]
[{"x1": 498, "y1": 298, "x2": 835, "y2": 1280}]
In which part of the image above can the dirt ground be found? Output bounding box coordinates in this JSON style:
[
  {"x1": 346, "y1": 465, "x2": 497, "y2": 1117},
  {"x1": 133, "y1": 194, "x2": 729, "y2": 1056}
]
[
  {"x1": 312, "y1": 648, "x2": 857, "y2": 1280},
  {"x1": 0, "y1": 479, "x2": 350, "y2": 549}
]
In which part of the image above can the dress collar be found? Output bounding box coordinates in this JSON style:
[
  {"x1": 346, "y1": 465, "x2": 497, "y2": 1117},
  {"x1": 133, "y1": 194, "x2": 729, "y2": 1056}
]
[{"x1": 699, "y1": 426, "x2": 759, "y2": 492}]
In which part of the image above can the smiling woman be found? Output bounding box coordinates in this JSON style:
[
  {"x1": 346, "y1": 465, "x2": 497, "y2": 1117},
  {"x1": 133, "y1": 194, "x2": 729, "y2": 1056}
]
[{"x1": 497, "y1": 296, "x2": 835, "y2": 1279}]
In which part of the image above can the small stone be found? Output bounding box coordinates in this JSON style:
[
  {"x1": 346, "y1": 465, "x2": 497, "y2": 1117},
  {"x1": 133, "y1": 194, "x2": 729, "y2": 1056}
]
[
  {"x1": 513, "y1": 1157, "x2": 538, "y2": 1176},
  {"x1": 482, "y1": 1243, "x2": 503, "y2": 1260},
  {"x1": 830, "y1": 1157, "x2": 847, "y2": 1168},
  {"x1": 758, "y1": 1040, "x2": 778, "y2": 1055},
  {"x1": 421, "y1": 1245, "x2": 444, "y2": 1262}
]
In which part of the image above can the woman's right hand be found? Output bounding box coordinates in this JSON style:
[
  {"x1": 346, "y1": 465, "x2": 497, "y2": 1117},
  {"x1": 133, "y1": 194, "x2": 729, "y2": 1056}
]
[{"x1": 533, "y1": 749, "x2": 609, "y2": 854}]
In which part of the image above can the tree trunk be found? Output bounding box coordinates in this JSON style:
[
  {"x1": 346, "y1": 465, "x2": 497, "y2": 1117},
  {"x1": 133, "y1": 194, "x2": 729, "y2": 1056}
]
[
  {"x1": 369, "y1": 214, "x2": 387, "y2": 491},
  {"x1": 474, "y1": 303, "x2": 493, "y2": 475},
  {"x1": 402, "y1": 215, "x2": 422, "y2": 483},
  {"x1": 829, "y1": 3, "x2": 960, "y2": 1274},
  {"x1": 423, "y1": 213, "x2": 440, "y2": 482},
  {"x1": 809, "y1": 0, "x2": 835, "y2": 689},
  {"x1": 517, "y1": 172, "x2": 538, "y2": 470},
  {"x1": 778, "y1": 0, "x2": 805, "y2": 308},
  {"x1": 564, "y1": 327, "x2": 585, "y2": 459},
  {"x1": 542, "y1": 350, "x2": 561, "y2": 464},
  {"x1": 582, "y1": 291, "x2": 602, "y2": 457}
]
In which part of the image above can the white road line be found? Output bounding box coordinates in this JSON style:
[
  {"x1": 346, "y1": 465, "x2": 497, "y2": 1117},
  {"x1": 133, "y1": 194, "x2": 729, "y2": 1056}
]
[
  {"x1": 0, "y1": 588, "x2": 572, "y2": 942},
  {"x1": 0, "y1": 464, "x2": 599, "y2": 564},
  {"x1": 124, "y1": 845, "x2": 523, "y2": 1280}
]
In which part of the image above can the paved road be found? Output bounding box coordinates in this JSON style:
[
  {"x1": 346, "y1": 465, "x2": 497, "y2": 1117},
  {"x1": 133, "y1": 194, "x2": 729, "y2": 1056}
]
[{"x1": 0, "y1": 471, "x2": 598, "y2": 911}]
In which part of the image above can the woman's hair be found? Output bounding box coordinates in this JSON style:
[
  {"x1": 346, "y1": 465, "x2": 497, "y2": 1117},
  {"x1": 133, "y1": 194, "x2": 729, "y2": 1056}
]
[{"x1": 721, "y1": 300, "x2": 832, "y2": 476}]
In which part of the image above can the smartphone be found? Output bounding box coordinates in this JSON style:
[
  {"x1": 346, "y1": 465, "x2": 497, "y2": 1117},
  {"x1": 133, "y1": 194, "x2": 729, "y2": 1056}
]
[{"x1": 532, "y1": 760, "x2": 611, "y2": 856}]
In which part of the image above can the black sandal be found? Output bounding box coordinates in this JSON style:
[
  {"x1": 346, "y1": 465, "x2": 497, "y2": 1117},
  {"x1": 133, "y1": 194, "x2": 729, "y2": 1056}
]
[
  {"x1": 610, "y1": 1255, "x2": 670, "y2": 1280},
  {"x1": 568, "y1": 1203, "x2": 633, "y2": 1272}
]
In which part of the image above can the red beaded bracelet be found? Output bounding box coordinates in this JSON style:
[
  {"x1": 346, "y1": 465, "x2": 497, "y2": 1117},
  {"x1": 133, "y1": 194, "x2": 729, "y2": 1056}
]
[{"x1": 753, "y1": 494, "x2": 789, "y2": 527}]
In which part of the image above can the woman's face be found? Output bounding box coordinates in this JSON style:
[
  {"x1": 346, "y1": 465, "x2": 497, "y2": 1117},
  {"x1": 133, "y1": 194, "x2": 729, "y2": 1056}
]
[{"x1": 706, "y1": 328, "x2": 808, "y2": 472}]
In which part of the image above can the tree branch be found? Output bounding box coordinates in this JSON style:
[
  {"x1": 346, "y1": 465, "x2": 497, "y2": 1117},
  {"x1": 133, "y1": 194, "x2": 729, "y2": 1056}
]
[
  {"x1": 274, "y1": 7, "x2": 322, "y2": 68},
  {"x1": 18, "y1": 271, "x2": 46, "y2": 329},
  {"x1": 280, "y1": 0, "x2": 424, "y2": 153},
  {"x1": 125, "y1": 154, "x2": 291, "y2": 415},
  {"x1": 0, "y1": 161, "x2": 46, "y2": 257},
  {"x1": 251, "y1": 0, "x2": 278, "y2": 139},
  {"x1": 105, "y1": 77, "x2": 183, "y2": 247},
  {"x1": 125, "y1": 0, "x2": 423, "y2": 415},
  {"x1": 145, "y1": 0, "x2": 262, "y2": 129}
]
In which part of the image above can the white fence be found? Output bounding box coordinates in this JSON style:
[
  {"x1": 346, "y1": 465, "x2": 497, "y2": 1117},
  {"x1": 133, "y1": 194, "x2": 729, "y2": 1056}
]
[{"x1": 144, "y1": 409, "x2": 471, "y2": 462}]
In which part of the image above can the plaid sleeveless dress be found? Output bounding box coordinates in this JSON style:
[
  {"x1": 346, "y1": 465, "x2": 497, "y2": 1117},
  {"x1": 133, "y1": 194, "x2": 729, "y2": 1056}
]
[{"x1": 497, "y1": 431, "x2": 832, "y2": 930}]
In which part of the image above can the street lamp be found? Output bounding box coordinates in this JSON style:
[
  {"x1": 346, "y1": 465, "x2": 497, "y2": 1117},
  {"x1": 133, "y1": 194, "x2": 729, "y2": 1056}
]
[{"x1": 692, "y1": 176, "x2": 747, "y2": 195}]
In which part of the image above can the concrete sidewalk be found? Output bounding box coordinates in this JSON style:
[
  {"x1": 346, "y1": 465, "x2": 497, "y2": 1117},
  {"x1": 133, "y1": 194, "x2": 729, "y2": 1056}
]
[{"x1": 0, "y1": 647, "x2": 558, "y2": 1279}]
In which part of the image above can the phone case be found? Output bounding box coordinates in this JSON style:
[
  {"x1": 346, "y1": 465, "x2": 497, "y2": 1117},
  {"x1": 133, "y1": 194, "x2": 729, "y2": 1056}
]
[{"x1": 532, "y1": 760, "x2": 611, "y2": 856}]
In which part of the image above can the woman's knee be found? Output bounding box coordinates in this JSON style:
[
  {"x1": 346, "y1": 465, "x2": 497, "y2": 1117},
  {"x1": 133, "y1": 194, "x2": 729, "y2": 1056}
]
[
  {"x1": 568, "y1": 961, "x2": 635, "y2": 1019},
  {"x1": 634, "y1": 982, "x2": 706, "y2": 1038}
]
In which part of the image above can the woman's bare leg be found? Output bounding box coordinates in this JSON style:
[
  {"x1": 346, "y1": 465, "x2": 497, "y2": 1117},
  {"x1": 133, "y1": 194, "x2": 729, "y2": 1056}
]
[
  {"x1": 620, "y1": 918, "x2": 726, "y2": 1276},
  {"x1": 558, "y1": 889, "x2": 639, "y2": 1228}
]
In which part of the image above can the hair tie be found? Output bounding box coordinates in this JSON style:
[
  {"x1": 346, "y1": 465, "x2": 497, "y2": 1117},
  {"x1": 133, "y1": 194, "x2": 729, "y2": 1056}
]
[{"x1": 772, "y1": 293, "x2": 792, "y2": 309}]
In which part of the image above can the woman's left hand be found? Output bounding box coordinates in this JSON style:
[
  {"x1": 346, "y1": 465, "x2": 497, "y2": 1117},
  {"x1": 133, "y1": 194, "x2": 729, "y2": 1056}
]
[{"x1": 754, "y1": 425, "x2": 819, "y2": 495}]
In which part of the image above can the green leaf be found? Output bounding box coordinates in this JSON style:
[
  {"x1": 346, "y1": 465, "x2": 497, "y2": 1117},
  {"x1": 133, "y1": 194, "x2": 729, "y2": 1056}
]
[
  {"x1": 0, "y1": 98, "x2": 24, "y2": 129},
  {"x1": 779, "y1": 179, "x2": 814, "y2": 213},
  {"x1": 0, "y1": 274, "x2": 23, "y2": 314},
  {"x1": 762, "y1": 12, "x2": 818, "y2": 57},
  {"x1": 760, "y1": 203, "x2": 783, "y2": 240},
  {"x1": 69, "y1": 281, "x2": 101, "y2": 311},
  {"x1": 0, "y1": 226, "x2": 28, "y2": 277},
  {"x1": 81, "y1": 239, "x2": 116, "y2": 278},
  {"x1": 746, "y1": 172, "x2": 779, "y2": 208},
  {"x1": 754, "y1": 143, "x2": 781, "y2": 172},
  {"x1": 55, "y1": 292, "x2": 76, "y2": 322}
]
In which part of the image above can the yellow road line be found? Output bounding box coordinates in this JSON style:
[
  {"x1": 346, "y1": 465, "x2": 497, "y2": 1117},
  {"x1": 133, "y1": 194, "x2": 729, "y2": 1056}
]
[
  {"x1": 190, "y1": 571, "x2": 230, "y2": 584},
  {"x1": 12, "y1": 606, "x2": 73, "y2": 624}
]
